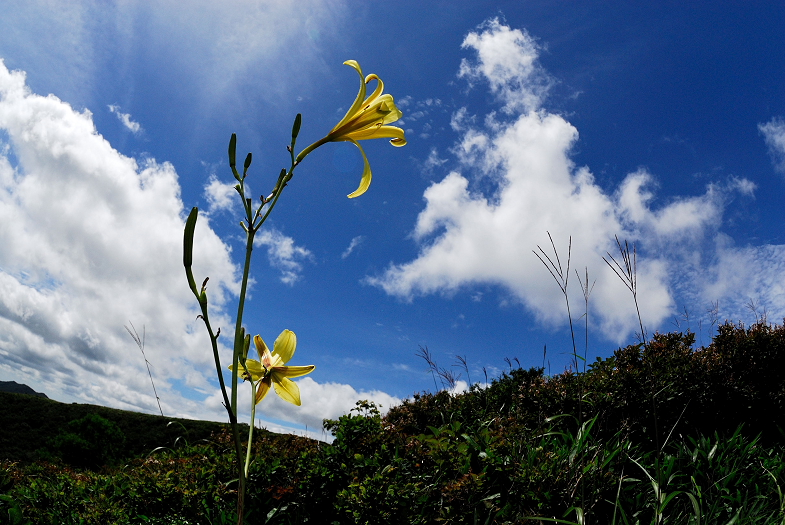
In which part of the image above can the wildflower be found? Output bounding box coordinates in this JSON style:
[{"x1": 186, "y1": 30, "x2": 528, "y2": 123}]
[
  {"x1": 296, "y1": 60, "x2": 407, "y2": 198},
  {"x1": 230, "y1": 329, "x2": 315, "y2": 406}
]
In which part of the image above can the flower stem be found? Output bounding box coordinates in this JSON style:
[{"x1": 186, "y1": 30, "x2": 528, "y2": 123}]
[
  {"x1": 231, "y1": 226, "x2": 256, "y2": 417},
  {"x1": 294, "y1": 136, "x2": 329, "y2": 165},
  {"x1": 244, "y1": 382, "x2": 258, "y2": 478}
]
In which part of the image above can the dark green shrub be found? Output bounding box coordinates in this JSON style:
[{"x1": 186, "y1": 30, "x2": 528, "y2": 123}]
[
  {"x1": 47, "y1": 414, "x2": 126, "y2": 469},
  {"x1": 384, "y1": 367, "x2": 550, "y2": 439},
  {"x1": 323, "y1": 400, "x2": 384, "y2": 459},
  {"x1": 580, "y1": 322, "x2": 785, "y2": 448}
]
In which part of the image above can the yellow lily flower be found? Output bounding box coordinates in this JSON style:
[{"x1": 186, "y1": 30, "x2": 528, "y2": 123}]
[
  {"x1": 229, "y1": 329, "x2": 315, "y2": 406},
  {"x1": 296, "y1": 60, "x2": 407, "y2": 198}
]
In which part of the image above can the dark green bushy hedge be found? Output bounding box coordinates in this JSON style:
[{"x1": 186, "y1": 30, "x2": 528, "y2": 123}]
[{"x1": 386, "y1": 321, "x2": 785, "y2": 447}]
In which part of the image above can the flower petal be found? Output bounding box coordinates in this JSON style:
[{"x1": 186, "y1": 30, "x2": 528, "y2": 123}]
[
  {"x1": 255, "y1": 376, "x2": 272, "y2": 404},
  {"x1": 333, "y1": 96, "x2": 402, "y2": 135},
  {"x1": 330, "y1": 60, "x2": 367, "y2": 134},
  {"x1": 254, "y1": 335, "x2": 273, "y2": 368},
  {"x1": 363, "y1": 74, "x2": 384, "y2": 108},
  {"x1": 274, "y1": 364, "x2": 315, "y2": 378},
  {"x1": 253, "y1": 334, "x2": 268, "y2": 358},
  {"x1": 345, "y1": 125, "x2": 406, "y2": 144},
  {"x1": 243, "y1": 360, "x2": 265, "y2": 381},
  {"x1": 228, "y1": 359, "x2": 265, "y2": 382},
  {"x1": 272, "y1": 376, "x2": 302, "y2": 406},
  {"x1": 273, "y1": 329, "x2": 297, "y2": 364},
  {"x1": 345, "y1": 139, "x2": 372, "y2": 199}
]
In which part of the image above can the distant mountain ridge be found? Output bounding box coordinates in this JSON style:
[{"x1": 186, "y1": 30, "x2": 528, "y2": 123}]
[{"x1": 0, "y1": 381, "x2": 48, "y2": 398}]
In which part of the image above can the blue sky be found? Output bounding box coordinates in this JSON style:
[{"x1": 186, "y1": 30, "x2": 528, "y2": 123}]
[{"x1": 1, "y1": 1, "x2": 784, "y2": 438}]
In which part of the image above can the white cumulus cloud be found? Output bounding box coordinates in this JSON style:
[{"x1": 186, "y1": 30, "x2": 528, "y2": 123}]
[
  {"x1": 368, "y1": 19, "x2": 757, "y2": 342},
  {"x1": 256, "y1": 377, "x2": 401, "y2": 436},
  {"x1": 0, "y1": 60, "x2": 238, "y2": 417},
  {"x1": 204, "y1": 174, "x2": 238, "y2": 214},
  {"x1": 458, "y1": 18, "x2": 552, "y2": 114},
  {"x1": 203, "y1": 378, "x2": 401, "y2": 442}
]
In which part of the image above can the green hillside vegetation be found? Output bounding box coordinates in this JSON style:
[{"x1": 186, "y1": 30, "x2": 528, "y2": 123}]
[
  {"x1": 1, "y1": 321, "x2": 784, "y2": 524},
  {"x1": 0, "y1": 393, "x2": 244, "y2": 464}
]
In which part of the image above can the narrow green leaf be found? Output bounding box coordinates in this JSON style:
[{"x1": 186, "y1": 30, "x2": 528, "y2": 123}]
[
  {"x1": 684, "y1": 492, "x2": 701, "y2": 525},
  {"x1": 725, "y1": 509, "x2": 741, "y2": 525},
  {"x1": 661, "y1": 490, "x2": 682, "y2": 509}
]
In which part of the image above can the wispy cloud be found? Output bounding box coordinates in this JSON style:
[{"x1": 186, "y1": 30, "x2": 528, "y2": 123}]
[
  {"x1": 0, "y1": 1, "x2": 350, "y2": 123},
  {"x1": 341, "y1": 235, "x2": 365, "y2": 259},
  {"x1": 368, "y1": 19, "x2": 758, "y2": 342},
  {"x1": 108, "y1": 104, "x2": 142, "y2": 134},
  {"x1": 420, "y1": 147, "x2": 448, "y2": 176},
  {"x1": 759, "y1": 117, "x2": 785, "y2": 174},
  {"x1": 255, "y1": 228, "x2": 314, "y2": 285},
  {"x1": 397, "y1": 97, "x2": 445, "y2": 140}
]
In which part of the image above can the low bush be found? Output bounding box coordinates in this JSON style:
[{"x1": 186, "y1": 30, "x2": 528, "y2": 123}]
[
  {"x1": 44, "y1": 414, "x2": 126, "y2": 469},
  {"x1": 1, "y1": 322, "x2": 784, "y2": 524}
]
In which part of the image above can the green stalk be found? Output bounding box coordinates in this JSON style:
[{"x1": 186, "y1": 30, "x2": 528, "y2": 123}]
[
  {"x1": 230, "y1": 226, "x2": 255, "y2": 525},
  {"x1": 231, "y1": 227, "x2": 256, "y2": 417},
  {"x1": 230, "y1": 153, "x2": 295, "y2": 419},
  {"x1": 244, "y1": 381, "x2": 259, "y2": 478},
  {"x1": 294, "y1": 136, "x2": 329, "y2": 165}
]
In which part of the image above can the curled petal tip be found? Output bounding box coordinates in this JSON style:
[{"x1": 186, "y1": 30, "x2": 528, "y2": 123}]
[{"x1": 346, "y1": 139, "x2": 371, "y2": 199}]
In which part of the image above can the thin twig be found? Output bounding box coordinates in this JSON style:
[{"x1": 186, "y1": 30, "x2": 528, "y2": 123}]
[
  {"x1": 125, "y1": 322, "x2": 164, "y2": 417},
  {"x1": 416, "y1": 345, "x2": 440, "y2": 392},
  {"x1": 576, "y1": 267, "x2": 596, "y2": 375},
  {"x1": 603, "y1": 236, "x2": 647, "y2": 344},
  {"x1": 534, "y1": 232, "x2": 578, "y2": 370},
  {"x1": 454, "y1": 354, "x2": 471, "y2": 387}
]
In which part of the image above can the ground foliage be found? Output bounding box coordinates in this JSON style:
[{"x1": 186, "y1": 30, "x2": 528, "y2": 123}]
[{"x1": 2, "y1": 321, "x2": 785, "y2": 524}]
